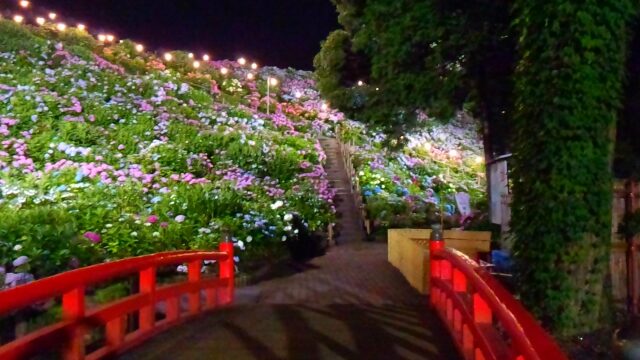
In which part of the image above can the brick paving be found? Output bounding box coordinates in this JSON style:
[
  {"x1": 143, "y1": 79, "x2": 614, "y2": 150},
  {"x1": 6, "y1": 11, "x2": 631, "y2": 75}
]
[
  {"x1": 121, "y1": 138, "x2": 460, "y2": 360},
  {"x1": 122, "y1": 243, "x2": 460, "y2": 360}
]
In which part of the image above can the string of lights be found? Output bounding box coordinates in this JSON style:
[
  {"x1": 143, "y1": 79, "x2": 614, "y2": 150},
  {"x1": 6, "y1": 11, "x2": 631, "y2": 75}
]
[{"x1": 0, "y1": 0, "x2": 262, "y2": 72}]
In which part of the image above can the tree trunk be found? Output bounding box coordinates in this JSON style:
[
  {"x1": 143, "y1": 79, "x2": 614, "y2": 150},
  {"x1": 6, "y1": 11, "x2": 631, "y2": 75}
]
[{"x1": 510, "y1": 0, "x2": 635, "y2": 337}]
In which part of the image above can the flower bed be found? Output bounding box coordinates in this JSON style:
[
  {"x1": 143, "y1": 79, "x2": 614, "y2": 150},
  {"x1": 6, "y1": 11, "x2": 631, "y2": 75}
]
[
  {"x1": 0, "y1": 20, "x2": 342, "y2": 287},
  {"x1": 339, "y1": 111, "x2": 487, "y2": 237},
  {"x1": 0, "y1": 19, "x2": 487, "y2": 288}
]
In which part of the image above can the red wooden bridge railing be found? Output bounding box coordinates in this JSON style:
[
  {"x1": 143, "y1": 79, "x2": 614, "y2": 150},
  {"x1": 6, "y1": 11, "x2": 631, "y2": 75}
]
[
  {"x1": 0, "y1": 242, "x2": 234, "y2": 360},
  {"x1": 429, "y1": 239, "x2": 567, "y2": 360}
]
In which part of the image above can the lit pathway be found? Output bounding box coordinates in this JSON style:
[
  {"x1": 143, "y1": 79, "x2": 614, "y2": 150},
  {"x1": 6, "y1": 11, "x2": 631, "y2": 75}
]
[
  {"x1": 121, "y1": 138, "x2": 459, "y2": 359},
  {"x1": 121, "y1": 243, "x2": 460, "y2": 360}
]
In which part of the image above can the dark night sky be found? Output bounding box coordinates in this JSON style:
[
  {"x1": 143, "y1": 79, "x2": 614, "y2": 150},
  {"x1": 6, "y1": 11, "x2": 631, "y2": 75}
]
[{"x1": 33, "y1": 0, "x2": 339, "y2": 70}]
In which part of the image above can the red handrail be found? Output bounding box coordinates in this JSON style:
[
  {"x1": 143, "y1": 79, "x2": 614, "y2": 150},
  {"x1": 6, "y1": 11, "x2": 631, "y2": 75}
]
[
  {"x1": 0, "y1": 242, "x2": 234, "y2": 360},
  {"x1": 429, "y1": 240, "x2": 567, "y2": 360}
]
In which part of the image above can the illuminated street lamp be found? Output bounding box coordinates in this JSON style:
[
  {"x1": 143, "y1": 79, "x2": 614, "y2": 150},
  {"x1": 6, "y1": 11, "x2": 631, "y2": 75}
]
[
  {"x1": 56, "y1": 23, "x2": 67, "y2": 31},
  {"x1": 13, "y1": 15, "x2": 24, "y2": 23},
  {"x1": 246, "y1": 73, "x2": 254, "y2": 80},
  {"x1": 48, "y1": 12, "x2": 57, "y2": 20},
  {"x1": 77, "y1": 24, "x2": 86, "y2": 31},
  {"x1": 238, "y1": 57, "x2": 246, "y2": 66},
  {"x1": 251, "y1": 62, "x2": 258, "y2": 70},
  {"x1": 135, "y1": 44, "x2": 144, "y2": 52},
  {"x1": 266, "y1": 77, "x2": 278, "y2": 115},
  {"x1": 220, "y1": 67, "x2": 229, "y2": 75},
  {"x1": 98, "y1": 34, "x2": 107, "y2": 42},
  {"x1": 19, "y1": 1, "x2": 30, "y2": 8},
  {"x1": 202, "y1": 54, "x2": 210, "y2": 61},
  {"x1": 193, "y1": 60, "x2": 201, "y2": 69},
  {"x1": 188, "y1": 53, "x2": 194, "y2": 59},
  {"x1": 164, "y1": 53, "x2": 173, "y2": 62},
  {"x1": 106, "y1": 34, "x2": 115, "y2": 42},
  {"x1": 35, "y1": 17, "x2": 45, "y2": 25},
  {"x1": 357, "y1": 80, "x2": 364, "y2": 86}
]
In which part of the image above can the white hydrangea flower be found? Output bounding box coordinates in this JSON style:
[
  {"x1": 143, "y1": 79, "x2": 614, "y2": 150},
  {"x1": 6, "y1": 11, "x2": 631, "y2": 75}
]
[{"x1": 270, "y1": 200, "x2": 284, "y2": 210}]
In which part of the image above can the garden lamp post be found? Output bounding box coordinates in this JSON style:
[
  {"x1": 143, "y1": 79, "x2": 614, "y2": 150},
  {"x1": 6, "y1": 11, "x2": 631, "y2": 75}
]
[{"x1": 267, "y1": 77, "x2": 278, "y2": 115}]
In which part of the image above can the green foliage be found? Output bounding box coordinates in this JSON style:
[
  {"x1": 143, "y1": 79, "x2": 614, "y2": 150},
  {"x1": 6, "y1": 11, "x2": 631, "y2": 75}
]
[
  {"x1": 315, "y1": 0, "x2": 514, "y2": 146},
  {"x1": 510, "y1": 0, "x2": 636, "y2": 336}
]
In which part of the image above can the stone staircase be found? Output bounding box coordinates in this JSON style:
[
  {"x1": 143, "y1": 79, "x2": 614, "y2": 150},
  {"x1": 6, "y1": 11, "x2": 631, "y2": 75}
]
[{"x1": 319, "y1": 137, "x2": 365, "y2": 244}]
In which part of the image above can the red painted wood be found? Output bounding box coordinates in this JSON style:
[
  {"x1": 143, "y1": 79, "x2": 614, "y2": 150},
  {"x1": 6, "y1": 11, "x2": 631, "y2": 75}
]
[
  {"x1": 0, "y1": 245, "x2": 233, "y2": 360},
  {"x1": 429, "y1": 247, "x2": 568, "y2": 360},
  {"x1": 62, "y1": 286, "x2": 86, "y2": 360},
  {"x1": 139, "y1": 267, "x2": 157, "y2": 331},
  {"x1": 188, "y1": 260, "x2": 201, "y2": 315}
]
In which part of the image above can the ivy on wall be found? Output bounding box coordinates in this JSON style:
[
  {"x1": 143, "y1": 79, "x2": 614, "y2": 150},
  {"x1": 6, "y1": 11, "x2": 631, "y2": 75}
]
[{"x1": 510, "y1": 0, "x2": 636, "y2": 336}]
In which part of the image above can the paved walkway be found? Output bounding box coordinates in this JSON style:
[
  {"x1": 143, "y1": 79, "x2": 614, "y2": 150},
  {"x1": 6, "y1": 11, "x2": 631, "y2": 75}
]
[
  {"x1": 121, "y1": 138, "x2": 459, "y2": 359},
  {"x1": 122, "y1": 243, "x2": 460, "y2": 360}
]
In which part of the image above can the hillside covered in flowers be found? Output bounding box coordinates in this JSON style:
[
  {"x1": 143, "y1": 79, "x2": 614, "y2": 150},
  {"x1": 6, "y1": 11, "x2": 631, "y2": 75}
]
[{"x1": 0, "y1": 19, "x2": 485, "y2": 287}]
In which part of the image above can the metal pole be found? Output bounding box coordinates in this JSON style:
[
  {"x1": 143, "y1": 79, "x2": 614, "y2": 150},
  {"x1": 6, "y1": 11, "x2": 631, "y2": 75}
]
[{"x1": 267, "y1": 79, "x2": 270, "y2": 115}]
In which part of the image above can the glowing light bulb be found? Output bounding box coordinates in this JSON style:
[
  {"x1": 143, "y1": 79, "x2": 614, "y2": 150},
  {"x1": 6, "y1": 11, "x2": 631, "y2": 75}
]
[
  {"x1": 13, "y1": 15, "x2": 24, "y2": 23},
  {"x1": 97, "y1": 34, "x2": 107, "y2": 42},
  {"x1": 56, "y1": 23, "x2": 67, "y2": 31},
  {"x1": 106, "y1": 34, "x2": 115, "y2": 42},
  {"x1": 164, "y1": 53, "x2": 173, "y2": 61},
  {"x1": 188, "y1": 53, "x2": 194, "y2": 59},
  {"x1": 202, "y1": 54, "x2": 210, "y2": 61},
  {"x1": 375, "y1": 87, "x2": 380, "y2": 91},
  {"x1": 237, "y1": 57, "x2": 246, "y2": 65},
  {"x1": 19, "y1": 1, "x2": 30, "y2": 8},
  {"x1": 294, "y1": 91, "x2": 302, "y2": 99},
  {"x1": 135, "y1": 44, "x2": 144, "y2": 52},
  {"x1": 357, "y1": 80, "x2": 364, "y2": 86},
  {"x1": 77, "y1": 24, "x2": 86, "y2": 31},
  {"x1": 193, "y1": 61, "x2": 201, "y2": 69},
  {"x1": 269, "y1": 77, "x2": 278, "y2": 86},
  {"x1": 220, "y1": 67, "x2": 228, "y2": 75},
  {"x1": 251, "y1": 62, "x2": 258, "y2": 70},
  {"x1": 36, "y1": 17, "x2": 45, "y2": 26},
  {"x1": 48, "y1": 12, "x2": 57, "y2": 20},
  {"x1": 246, "y1": 73, "x2": 254, "y2": 80}
]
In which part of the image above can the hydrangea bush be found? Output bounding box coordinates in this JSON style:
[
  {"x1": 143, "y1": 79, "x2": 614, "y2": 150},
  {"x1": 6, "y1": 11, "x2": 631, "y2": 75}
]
[
  {"x1": 0, "y1": 19, "x2": 486, "y2": 288},
  {"x1": 0, "y1": 20, "x2": 341, "y2": 286},
  {"x1": 341, "y1": 111, "x2": 486, "y2": 231}
]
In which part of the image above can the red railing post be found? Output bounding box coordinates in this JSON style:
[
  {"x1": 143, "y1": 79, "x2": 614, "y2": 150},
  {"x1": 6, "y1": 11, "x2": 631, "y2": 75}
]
[
  {"x1": 219, "y1": 237, "x2": 235, "y2": 305},
  {"x1": 62, "y1": 286, "x2": 86, "y2": 360},
  {"x1": 139, "y1": 267, "x2": 157, "y2": 331},
  {"x1": 429, "y1": 224, "x2": 445, "y2": 305},
  {"x1": 473, "y1": 292, "x2": 492, "y2": 324},
  {"x1": 187, "y1": 260, "x2": 201, "y2": 314}
]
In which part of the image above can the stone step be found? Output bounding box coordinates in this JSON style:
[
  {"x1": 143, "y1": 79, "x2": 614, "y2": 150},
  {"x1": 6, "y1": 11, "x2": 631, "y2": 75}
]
[{"x1": 319, "y1": 137, "x2": 366, "y2": 245}]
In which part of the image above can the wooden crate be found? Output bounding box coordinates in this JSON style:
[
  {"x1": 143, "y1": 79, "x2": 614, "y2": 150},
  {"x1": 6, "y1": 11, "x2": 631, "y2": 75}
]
[{"x1": 388, "y1": 229, "x2": 491, "y2": 294}]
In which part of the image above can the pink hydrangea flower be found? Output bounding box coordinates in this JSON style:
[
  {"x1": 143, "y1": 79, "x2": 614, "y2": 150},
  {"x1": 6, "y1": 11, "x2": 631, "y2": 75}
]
[
  {"x1": 147, "y1": 215, "x2": 159, "y2": 224},
  {"x1": 84, "y1": 231, "x2": 101, "y2": 244}
]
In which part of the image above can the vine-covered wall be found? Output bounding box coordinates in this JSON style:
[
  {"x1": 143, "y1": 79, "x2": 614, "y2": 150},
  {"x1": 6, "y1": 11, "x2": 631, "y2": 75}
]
[{"x1": 510, "y1": 1, "x2": 635, "y2": 336}]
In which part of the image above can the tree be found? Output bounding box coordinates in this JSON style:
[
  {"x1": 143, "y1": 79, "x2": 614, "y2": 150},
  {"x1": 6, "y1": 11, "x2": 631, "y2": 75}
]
[
  {"x1": 315, "y1": 0, "x2": 514, "y2": 156},
  {"x1": 317, "y1": 0, "x2": 638, "y2": 337},
  {"x1": 510, "y1": 1, "x2": 636, "y2": 336}
]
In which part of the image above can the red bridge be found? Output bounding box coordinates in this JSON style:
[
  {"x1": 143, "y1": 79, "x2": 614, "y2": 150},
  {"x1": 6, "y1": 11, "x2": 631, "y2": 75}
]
[{"x1": 0, "y1": 238, "x2": 566, "y2": 360}]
